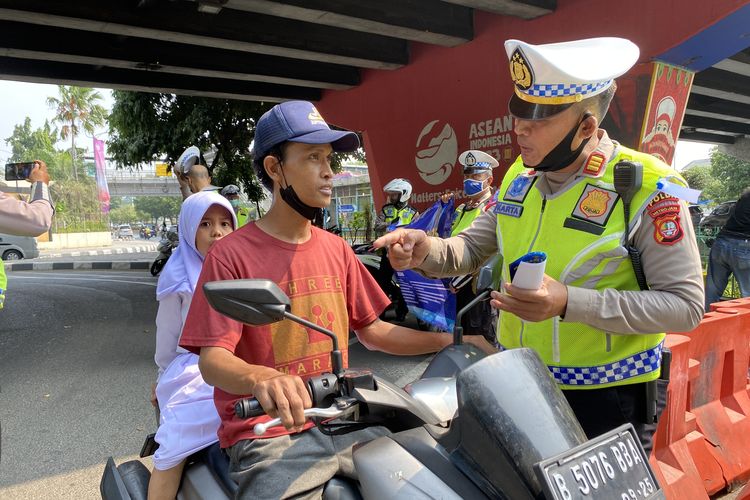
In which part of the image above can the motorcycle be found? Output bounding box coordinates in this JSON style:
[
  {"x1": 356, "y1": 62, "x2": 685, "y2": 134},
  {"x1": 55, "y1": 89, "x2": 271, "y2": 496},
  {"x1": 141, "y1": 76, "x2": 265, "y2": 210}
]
[
  {"x1": 101, "y1": 267, "x2": 665, "y2": 499},
  {"x1": 150, "y1": 230, "x2": 179, "y2": 277}
]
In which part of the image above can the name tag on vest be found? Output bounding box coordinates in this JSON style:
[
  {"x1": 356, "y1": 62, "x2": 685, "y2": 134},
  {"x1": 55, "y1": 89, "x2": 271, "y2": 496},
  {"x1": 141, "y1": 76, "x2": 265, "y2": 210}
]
[{"x1": 494, "y1": 202, "x2": 524, "y2": 218}]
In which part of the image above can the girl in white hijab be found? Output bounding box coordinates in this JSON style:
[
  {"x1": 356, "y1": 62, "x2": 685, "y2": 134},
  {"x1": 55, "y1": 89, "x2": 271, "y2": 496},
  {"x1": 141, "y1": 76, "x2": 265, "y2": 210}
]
[{"x1": 150, "y1": 191, "x2": 237, "y2": 500}]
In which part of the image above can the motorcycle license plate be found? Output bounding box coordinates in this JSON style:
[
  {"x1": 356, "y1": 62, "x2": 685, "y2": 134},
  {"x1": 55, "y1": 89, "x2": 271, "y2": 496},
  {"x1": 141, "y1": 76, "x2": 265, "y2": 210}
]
[{"x1": 534, "y1": 424, "x2": 664, "y2": 500}]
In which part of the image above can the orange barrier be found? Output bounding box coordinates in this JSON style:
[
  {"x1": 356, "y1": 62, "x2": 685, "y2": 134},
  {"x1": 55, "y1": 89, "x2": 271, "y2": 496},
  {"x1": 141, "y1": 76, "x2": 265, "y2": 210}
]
[
  {"x1": 684, "y1": 308, "x2": 750, "y2": 493},
  {"x1": 709, "y1": 297, "x2": 750, "y2": 312},
  {"x1": 651, "y1": 297, "x2": 750, "y2": 498},
  {"x1": 650, "y1": 335, "x2": 711, "y2": 499}
]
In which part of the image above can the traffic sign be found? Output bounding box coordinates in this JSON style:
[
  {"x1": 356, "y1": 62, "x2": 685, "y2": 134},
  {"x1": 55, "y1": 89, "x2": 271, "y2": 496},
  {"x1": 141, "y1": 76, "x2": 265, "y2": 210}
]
[{"x1": 338, "y1": 204, "x2": 356, "y2": 213}]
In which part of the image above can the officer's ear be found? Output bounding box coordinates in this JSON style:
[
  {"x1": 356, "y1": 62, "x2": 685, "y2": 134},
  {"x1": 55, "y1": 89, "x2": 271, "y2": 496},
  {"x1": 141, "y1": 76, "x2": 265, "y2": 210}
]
[{"x1": 579, "y1": 112, "x2": 598, "y2": 139}]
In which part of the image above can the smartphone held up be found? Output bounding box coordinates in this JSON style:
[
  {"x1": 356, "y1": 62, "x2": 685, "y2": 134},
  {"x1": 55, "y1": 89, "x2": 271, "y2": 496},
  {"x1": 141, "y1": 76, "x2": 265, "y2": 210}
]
[{"x1": 5, "y1": 162, "x2": 36, "y2": 181}]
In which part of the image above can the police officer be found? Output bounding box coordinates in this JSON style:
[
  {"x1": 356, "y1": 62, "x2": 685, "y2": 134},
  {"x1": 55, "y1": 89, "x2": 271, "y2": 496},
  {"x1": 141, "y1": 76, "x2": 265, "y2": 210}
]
[
  {"x1": 374, "y1": 178, "x2": 418, "y2": 321},
  {"x1": 374, "y1": 37, "x2": 704, "y2": 452},
  {"x1": 446, "y1": 150, "x2": 499, "y2": 341},
  {"x1": 374, "y1": 178, "x2": 418, "y2": 235},
  {"x1": 0, "y1": 159, "x2": 54, "y2": 309},
  {"x1": 220, "y1": 184, "x2": 253, "y2": 227},
  {"x1": 175, "y1": 146, "x2": 220, "y2": 200}
]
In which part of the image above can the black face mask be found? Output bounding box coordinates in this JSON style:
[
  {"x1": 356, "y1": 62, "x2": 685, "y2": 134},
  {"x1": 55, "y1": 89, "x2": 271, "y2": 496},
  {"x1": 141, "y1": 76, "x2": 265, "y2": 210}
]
[
  {"x1": 524, "y1": 112, "x2": 593, "y2": 172},
  {"x1": 277, "y1": 161, "x2": 324, "y2": 224}
]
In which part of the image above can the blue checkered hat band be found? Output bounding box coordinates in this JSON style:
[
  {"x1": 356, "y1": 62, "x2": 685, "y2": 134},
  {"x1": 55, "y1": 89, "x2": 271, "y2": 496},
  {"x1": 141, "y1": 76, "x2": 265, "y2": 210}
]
[
  {"x1": 549, "y1": 343, "x2": 663, "y2": 386},
  {"x1": 524, "y1": 80, "x2": 612, "y2": 98}
]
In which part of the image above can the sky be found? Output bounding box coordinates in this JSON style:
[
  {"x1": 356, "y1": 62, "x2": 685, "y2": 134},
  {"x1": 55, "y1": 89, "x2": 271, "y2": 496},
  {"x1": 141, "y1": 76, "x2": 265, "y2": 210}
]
[
  {"x1": 0, "y1": 80, "x2": 114, "y2": 165},
  {"x1": 0, "y1": 79, "x2": 716, "y2": 170}
]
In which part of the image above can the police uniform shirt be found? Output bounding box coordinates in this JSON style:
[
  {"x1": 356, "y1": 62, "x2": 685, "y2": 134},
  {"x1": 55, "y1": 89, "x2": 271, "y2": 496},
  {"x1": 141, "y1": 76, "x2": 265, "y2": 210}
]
[
  {"x1": 0, "y1": 182, "x2": 54, "y2": 236},
  {"x1": 417, "y1": 130, "x2": 704, "y2": 334}
]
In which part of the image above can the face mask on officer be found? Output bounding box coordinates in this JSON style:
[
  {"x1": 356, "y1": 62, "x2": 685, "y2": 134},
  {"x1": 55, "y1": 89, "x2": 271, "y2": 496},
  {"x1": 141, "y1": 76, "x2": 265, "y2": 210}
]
[
  {"x1": 387, "y1": 192, "x2": 401, "y2": 204},
  {"x1": 463, "y1": 173, "x2": 490, "y2": 197},
  {"x1": 229, "y1": 199, "x2": 240, "y2": 208}
]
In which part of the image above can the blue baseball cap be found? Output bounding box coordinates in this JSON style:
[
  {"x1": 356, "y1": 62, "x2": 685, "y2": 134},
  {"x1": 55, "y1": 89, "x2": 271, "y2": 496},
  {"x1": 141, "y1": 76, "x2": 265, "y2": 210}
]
[{"x1": 252, "y1": 101, "x2": 360, "y2": 159}]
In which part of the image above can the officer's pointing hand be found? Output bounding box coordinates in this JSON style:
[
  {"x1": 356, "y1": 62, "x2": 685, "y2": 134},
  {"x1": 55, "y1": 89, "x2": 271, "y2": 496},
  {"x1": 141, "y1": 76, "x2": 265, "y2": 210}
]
[
  {"x1": 489, "y1": 274, "x2": 568, "y2": 322},
  {"x1": 372, "y1": 229, "x2": 430, "y2": 270}
]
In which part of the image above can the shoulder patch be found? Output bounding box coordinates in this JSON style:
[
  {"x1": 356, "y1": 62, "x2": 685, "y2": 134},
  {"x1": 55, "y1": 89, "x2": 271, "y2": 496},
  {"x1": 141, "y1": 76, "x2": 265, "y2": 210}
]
[
  {"x1": 503, "y1": 174, "x2": 536, "y2": 203},
  {"x1": 646, "y1": 193, "x2": 683, "y2": 245}
]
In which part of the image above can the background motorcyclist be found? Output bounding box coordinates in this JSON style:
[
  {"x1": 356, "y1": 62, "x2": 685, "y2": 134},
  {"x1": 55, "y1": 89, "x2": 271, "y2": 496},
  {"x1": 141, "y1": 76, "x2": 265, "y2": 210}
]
[
  {"x1": 445, "y1": 150, "x2": 499, "y2": 342},
  {"x1": 220, "y1": 184, "x2": 253, "y2": 227},
  {"x1": 374, "y1": 178, "x2": 418, "y2": 321}
]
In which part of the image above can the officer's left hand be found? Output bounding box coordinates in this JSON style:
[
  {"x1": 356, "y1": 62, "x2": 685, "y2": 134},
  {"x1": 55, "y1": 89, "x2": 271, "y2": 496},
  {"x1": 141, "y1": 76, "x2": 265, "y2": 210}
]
[{"x1": 489, "y1": 274, "x2": 568, "y2": 322}]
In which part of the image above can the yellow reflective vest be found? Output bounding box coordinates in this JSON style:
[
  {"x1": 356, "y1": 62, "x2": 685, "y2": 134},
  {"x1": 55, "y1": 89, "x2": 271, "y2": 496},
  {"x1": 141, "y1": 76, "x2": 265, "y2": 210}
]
[
  {"x1": 236, "y1": 206, "x2": 251, "y2": 227},
  {"x1": 494, "y1": 145, "x2": 682, "y2": 390},
  {"x1": 383, "y1": 204, "x2": 417, "y2": 227},
  {"x1": 0, "y1": 263, "x2": 6, "y2": 310}
]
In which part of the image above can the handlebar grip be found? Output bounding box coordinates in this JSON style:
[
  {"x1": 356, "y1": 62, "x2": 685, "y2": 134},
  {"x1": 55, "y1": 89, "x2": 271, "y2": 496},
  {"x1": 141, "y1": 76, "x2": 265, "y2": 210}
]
[{"x1": 234, "y1": 398, "x2": 264, "y2": 419}]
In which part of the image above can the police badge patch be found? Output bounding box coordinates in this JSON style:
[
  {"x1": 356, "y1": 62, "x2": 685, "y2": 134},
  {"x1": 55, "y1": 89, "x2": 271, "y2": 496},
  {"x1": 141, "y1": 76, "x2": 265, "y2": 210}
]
[
  {"x1": 510, "y1": 48, "x2": 533, "y2": 90},
  {"x1": 571, "y1": 184, "x2": 619, "y2": 226},
  {"x1": 503, "y1": 174, "x2": 536, "y2": 203},
  {"x1": 647, "y1": 193, "x2": 684, "y2": 245}
]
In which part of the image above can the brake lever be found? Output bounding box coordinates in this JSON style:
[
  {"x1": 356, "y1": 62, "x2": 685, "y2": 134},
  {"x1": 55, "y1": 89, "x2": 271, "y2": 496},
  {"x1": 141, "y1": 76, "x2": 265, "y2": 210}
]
[{"x1": 253, "y1": 402, "x2": 358, "y2": 436}]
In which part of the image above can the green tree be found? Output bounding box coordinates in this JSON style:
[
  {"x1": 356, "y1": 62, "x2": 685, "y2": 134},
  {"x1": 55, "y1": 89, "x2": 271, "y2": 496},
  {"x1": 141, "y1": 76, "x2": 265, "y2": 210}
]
[
  {"x1": 108, "y1": 92, "x2": 273, "y2": 203},
  {"x1": 708, "y1": 149, "x2": 750, "y2": 202},
  {"x1": 109, "y1": 204, "x2": 138, "y2": 225},
  {"x1": 47, "y1": 85, "x2": 107, "y2": 181},
  {"x1": 134, "y1": 196, "x2": 181, "y2": 224},
  {"x1": 108, "y1": 92, "x2": 367, "y2": 205},
  {"x1": 5, "y1": 117, "x2": 58, "y2": 170},
  {"x1": 682, "y1": 161, "x2": 721, "y2": 202}
]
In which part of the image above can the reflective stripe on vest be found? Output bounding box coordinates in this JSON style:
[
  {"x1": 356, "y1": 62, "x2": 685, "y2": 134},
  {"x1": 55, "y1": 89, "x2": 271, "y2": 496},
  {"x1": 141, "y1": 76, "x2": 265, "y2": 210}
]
[{"x1": 495, "y1": 145, "x2": 682, "y2": 389}]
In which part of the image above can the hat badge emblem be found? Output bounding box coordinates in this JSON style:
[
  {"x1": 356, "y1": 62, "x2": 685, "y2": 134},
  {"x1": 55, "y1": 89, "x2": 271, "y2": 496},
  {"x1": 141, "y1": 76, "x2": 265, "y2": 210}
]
[
  {"x1": 465, "y1": 152, "x2": 476, "y2": 166},
  {"x1": 308, "y1": 107, "x2": 326, "y2": 125},
  {"x1": 510, "y1": 48, "x2": 533, "y2": 90}
]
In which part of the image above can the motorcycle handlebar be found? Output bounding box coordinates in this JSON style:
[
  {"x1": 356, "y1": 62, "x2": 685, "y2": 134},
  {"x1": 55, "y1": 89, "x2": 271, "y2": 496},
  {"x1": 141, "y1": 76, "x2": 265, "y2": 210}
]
[{"x1": 234, "y1": 397, "x2": 264, "y2": 419}]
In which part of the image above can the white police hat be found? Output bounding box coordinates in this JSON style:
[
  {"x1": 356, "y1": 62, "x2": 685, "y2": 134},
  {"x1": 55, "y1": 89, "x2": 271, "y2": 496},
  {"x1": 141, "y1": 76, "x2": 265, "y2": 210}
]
[
  {"x1": 175, "y1": 145, "x2": 201, "y2": 174},
  {"x1": 458, "y1": 150, "x2": 499, "y2": 174},
  {"x1": 505, "y1": 37, "x2": 639, "y2": 120}
]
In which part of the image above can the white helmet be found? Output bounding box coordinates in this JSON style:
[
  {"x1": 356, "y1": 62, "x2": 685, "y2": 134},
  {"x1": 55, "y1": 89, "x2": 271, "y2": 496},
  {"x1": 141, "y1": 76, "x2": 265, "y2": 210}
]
[{"x1": 383, "y1": 178, "x2": 412, "y2": 203}]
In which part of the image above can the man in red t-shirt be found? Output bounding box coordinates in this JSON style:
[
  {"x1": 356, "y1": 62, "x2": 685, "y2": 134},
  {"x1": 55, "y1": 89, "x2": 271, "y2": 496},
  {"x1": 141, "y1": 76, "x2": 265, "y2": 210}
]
[{"x1": 180, "y1": 100, "x2": 493, "y2": 498}]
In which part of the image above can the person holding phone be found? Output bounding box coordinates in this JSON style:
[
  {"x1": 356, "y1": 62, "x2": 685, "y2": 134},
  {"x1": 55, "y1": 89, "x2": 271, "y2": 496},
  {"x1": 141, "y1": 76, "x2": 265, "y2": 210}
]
[
  {"x1": 374, "y1": 37, "x2": 704, "y2": 453},
  {"x1": 0, "y1": 159, "x2": 54, "y2": 309}
]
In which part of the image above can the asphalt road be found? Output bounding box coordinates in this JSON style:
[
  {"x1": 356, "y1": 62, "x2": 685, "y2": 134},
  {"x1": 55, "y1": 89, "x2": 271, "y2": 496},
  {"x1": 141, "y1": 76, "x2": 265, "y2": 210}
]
[{"x1": 0, "y1": 270, "x2": 432, "y2": 499}]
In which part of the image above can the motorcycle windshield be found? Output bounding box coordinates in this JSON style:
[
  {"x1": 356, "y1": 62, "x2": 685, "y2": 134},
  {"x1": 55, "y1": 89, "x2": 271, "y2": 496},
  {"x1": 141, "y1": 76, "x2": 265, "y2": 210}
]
[{"x1": 451, "y1": 348, "x2": 587, "y2": 498}]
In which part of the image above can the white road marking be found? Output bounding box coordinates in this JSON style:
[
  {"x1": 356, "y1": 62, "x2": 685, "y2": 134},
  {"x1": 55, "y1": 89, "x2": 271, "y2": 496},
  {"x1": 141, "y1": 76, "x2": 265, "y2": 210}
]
[{"x1": 9, "y1": 274, "x2": 157, "y2": 287}]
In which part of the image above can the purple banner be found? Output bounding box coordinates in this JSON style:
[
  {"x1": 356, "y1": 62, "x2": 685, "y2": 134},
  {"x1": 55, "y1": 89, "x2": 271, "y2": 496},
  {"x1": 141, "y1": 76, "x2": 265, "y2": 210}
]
[{"x1": 93, "y1": 138, "x2": 111, "y2": 213}]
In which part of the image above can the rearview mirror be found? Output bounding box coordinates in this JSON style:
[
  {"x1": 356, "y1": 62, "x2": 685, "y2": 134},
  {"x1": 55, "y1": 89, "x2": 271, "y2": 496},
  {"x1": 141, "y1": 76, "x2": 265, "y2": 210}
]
[
  {"x1": 476, "y1": 254, "x2": 502, "y2": 292},
  {"x1": 203, "y1": 279, "x2": 290, "y2": 326}
]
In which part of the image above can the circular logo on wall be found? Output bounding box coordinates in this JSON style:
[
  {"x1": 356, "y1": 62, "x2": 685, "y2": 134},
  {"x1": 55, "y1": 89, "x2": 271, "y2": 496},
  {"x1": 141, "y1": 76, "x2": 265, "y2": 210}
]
[{"x1": 415, "y1": 120, "x2": 457, "y2": 185}]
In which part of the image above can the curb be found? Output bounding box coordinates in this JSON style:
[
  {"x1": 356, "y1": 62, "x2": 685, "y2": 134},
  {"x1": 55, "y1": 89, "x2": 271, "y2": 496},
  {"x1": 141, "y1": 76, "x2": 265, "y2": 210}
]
[
  {"x1": 39, "y1": 244, "x2": 158, "y2": 259},
  {"x1": 4, "y1": 261, "x2": 152, "y2": 272}
]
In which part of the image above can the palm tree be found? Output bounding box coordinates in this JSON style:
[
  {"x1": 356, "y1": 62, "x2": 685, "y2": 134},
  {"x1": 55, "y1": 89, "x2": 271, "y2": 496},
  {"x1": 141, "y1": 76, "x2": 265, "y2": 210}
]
[{"x1": 47, "y1": 85, "x2": 107, "y2": 181}]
